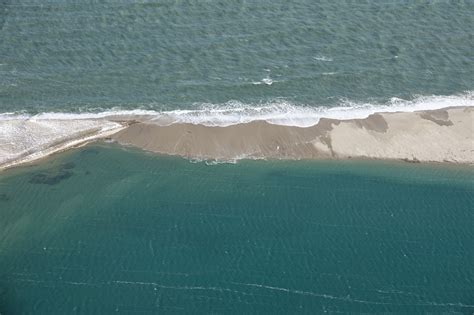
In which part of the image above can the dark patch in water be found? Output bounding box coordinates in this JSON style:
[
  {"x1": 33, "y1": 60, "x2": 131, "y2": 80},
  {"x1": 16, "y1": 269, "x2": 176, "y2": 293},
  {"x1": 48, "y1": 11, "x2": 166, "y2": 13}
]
[
  {"x1": 61, "y1": 162, "x2": 76, "y2": 170},
  {"x1": 0, "y1": 193, "x2": 11, "y2": 202},
  {"x1": 388, "y1": 45, "x2": 400, "y2": 57},
  {"x1": 29, "y1": 170, "x2": 73, "y2": 185},
  {"x1": 80, "y1": 148, "x2": 99, "y2": 156}
]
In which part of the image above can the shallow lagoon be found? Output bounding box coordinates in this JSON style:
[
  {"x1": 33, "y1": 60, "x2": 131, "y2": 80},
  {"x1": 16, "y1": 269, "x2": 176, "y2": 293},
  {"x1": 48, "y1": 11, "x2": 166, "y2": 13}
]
[{"x1": 0, "y1": 144, "x2": 472, "y2": 313}]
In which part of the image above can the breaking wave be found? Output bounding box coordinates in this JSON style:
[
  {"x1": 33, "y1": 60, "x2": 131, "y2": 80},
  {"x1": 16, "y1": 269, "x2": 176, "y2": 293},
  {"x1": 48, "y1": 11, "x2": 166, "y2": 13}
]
[{"x1": 0, "y1": 92, "x2": 472, "y2": 128}]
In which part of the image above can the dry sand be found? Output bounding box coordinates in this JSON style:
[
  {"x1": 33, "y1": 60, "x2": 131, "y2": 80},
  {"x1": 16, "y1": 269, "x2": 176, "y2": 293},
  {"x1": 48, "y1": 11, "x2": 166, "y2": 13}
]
[{"x1": 112, "y1": 107, "x2": 473, "y2": 164}]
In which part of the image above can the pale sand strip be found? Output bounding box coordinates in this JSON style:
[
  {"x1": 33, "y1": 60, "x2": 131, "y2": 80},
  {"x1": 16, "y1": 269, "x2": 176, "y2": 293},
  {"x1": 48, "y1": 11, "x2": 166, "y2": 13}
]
[
  {"x1": 112, "y1": 107, "x2": 473, "y2": 164},
  {"x1": 0, "y1": 119, "x2": 127, "y2": 171},
  {"x1": 0, "y1": 107, "x2": 472, "y2": 171}
]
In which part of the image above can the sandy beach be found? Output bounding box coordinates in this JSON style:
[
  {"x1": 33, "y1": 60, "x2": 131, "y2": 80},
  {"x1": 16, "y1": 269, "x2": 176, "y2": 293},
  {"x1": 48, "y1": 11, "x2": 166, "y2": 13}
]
[
  {"x1": 1, "y1": 106, "x2": 472, "y2": 171},
  {"x1": 112, "y1": 106, "x2": 473, "y2": 164}
]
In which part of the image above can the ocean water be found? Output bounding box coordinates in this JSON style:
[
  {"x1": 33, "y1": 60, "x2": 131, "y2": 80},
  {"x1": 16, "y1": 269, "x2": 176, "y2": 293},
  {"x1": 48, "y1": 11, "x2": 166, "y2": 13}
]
[
  {"x1": 0, "y1": 0, "x2": 473, "y2": 120},
  {"x1": 0, "y1": 144, "x2": 473, "y2": 313}
]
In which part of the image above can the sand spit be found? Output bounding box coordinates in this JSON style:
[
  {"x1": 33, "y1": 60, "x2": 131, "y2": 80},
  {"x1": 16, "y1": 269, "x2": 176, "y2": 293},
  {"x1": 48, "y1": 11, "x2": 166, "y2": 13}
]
[
  {"x1": 112, "y1": 107, "x2": 473, "y2": 164},
  {"x1": 0, "y1": 107, "x2": 472, "y2": 171},
  {"x1": 0, "y1": 119, "x2": 127, "y2": 171}
]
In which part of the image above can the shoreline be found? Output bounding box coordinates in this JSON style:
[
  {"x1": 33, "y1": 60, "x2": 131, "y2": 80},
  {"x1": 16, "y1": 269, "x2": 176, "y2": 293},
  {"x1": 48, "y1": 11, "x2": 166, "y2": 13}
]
[{"x1": 1, "y1": 106, "x2": 472, "y2": 171}]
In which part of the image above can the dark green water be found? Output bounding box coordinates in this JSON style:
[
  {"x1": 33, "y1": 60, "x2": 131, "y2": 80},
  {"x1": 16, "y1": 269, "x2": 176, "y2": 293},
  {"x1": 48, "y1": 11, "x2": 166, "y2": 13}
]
[{"x1": 0, "y1": 145, "x2": 473, "y2": 313}]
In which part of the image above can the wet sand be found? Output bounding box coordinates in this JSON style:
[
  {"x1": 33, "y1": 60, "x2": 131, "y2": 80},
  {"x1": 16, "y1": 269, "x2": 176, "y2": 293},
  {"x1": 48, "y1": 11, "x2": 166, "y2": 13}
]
[{"x1": 1, "y1": 107, "x2": 472, "y2": 171}]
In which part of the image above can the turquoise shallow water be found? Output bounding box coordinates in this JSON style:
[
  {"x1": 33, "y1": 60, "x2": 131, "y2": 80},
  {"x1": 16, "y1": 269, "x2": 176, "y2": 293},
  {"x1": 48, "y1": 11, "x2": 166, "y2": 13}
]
[
  {"x1": 0, "y1": 145, "x2": 473, "y2": 313},
  {"x1": 0, "y1": 0, "x2": 473, "y2": 113}
]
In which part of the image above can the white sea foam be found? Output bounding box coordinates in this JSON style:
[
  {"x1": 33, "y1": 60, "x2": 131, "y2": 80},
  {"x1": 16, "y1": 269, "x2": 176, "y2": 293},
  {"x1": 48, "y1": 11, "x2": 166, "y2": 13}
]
[
  {"x1": 0, "y1": 109, "x2": 159, "y2": 121},
  {"x1": 261, "y1": 77, "x2": 273, "y2": 85},
  {"x1": 148, "y1": 92, "x2": 474, "y2": 127},
  {"x1": 252, "y1": 76, "x2": 274, "y2": 86},
  {"x1": 0, "y1": 92, "x2": 472, "y2": 129},
  {"x1": 313, "y1": 56, "x2": 333, "y2": 62}
]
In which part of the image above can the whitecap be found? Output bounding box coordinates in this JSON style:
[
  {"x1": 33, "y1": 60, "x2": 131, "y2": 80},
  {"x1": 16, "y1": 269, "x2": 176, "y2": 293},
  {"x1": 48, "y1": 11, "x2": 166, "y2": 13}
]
[
  {"x1": 261, "y1": 77, "x2": 273, "y2": 85},
  {"x1": 251, "y1": 76, "x2": 274, "y2": 86},
  {"x1": 313, "y1": 56, "x2": 333, "y2": 62}
]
